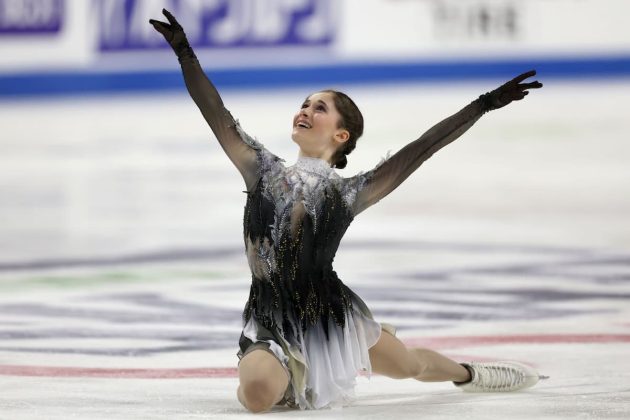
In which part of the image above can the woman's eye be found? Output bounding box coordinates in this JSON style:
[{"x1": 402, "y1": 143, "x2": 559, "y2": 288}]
[
  {"x1": 301, "y1": 103, "x2": 308, "y2": 109},
  {"x1": 316, "y1": 105, "x2": 325, "y2": 111}
]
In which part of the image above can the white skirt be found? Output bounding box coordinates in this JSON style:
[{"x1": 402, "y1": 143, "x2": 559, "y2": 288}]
[{"x1": 240, "y1": 307, "x2": 393, "y2": 410}]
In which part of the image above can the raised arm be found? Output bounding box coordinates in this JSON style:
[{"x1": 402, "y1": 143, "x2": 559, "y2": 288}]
[
  {"x1": 149, "y1": 9, "x2": 262, "y2": 191},
  {"x1": 351, "y1": 71, "x2": 543, "y2": 215}
]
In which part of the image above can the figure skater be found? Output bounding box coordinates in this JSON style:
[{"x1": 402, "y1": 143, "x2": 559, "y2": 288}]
[{"x1": 149, "y1": 9, "x2": 545, "y2": 413}]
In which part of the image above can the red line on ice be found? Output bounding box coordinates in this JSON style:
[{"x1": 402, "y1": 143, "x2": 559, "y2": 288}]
[
  {"x1": 2, "y1": 333, "x2": 628, "y2": 379},
  {"x1": 0, "y1": 365, "x2": 236, "y2": 378}
]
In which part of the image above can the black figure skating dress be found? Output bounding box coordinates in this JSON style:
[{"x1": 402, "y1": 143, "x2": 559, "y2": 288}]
[{"x1": 177, "y1": 56, "x2": 487, "y2": 410}]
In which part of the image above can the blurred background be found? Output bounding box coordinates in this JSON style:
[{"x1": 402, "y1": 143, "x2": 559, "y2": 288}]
[{"x1": 1, "y1": 0, "x2": 629, "y2": 263}]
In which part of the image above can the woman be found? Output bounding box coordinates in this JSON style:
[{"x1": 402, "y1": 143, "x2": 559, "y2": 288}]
[{"x1": 149, "y1": 9, "x2": 545, "y2": 413}]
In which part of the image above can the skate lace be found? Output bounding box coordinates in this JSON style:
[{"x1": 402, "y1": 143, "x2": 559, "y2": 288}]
[{"x1": 475, "y1": 364, "x2": 524, "y2": 390}]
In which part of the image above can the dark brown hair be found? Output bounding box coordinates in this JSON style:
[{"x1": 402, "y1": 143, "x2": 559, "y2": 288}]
[{"x1": 320, "y1": 89, "x2": 364, "y2": 169}]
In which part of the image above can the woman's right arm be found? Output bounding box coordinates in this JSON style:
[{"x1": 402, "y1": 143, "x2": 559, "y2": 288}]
[{"x1": 150, "y1": 9, "x2": 260, "y2": 191}]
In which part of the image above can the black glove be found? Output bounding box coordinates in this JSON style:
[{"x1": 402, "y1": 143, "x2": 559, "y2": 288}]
[
  {"x1": 479, "y1": 70, "x2": 543, "y2": 113},
  {"x1": 149, "y1": 8, "x2": 196, "y2": 62}
]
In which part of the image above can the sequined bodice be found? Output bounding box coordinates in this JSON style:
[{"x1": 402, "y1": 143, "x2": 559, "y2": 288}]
[
  {"x1": 245, "y1": 156, "x2": 353, "y2": 272},
  {"x1": 242, "y1": 153, "x2": 362, "y2": 335}
]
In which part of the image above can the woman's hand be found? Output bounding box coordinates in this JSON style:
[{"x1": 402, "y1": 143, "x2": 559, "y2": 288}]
[
  {"x1": 481, "y1": 70, "x2": 543, "y2": 112},
  {"x1": 149, "y1": 8, "x2": 195, "y2": 60}
]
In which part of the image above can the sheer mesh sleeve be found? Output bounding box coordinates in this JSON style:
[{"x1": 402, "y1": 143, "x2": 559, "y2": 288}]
[
  {"x1": 347, "y1": 99, "x2": 486, "y2": 216},
  {"x1": 179, "y1": 56, "x2": 277, "y2": 191}
]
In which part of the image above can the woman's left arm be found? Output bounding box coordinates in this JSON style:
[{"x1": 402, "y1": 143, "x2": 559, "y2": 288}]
[{"x1": 351, "y1": 70, "x2": 543, "y2": 215}]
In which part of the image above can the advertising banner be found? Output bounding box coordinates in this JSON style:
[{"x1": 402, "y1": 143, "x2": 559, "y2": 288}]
[
  {"x1": 339, "y1": 0, "x2": 630, "y2": 58},
  {"x1": 0, "y1": 0, "x2": 63, "y2": 33},
  {"x1": 0, "y1": 0, "x2": 629, "y2": 95},
  {"x1": 98, "y1": 0, "x2": 335, "y2": 51}
]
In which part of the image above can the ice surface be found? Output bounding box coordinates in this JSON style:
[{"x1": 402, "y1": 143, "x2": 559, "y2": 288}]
[{"x1": 0, "y1": 80, "x2": 629, "y2": 419}]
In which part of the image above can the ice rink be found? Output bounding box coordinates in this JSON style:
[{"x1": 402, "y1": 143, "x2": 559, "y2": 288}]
[{"x1": 1, "y1": 79, "x2": 629, "y2": 419}]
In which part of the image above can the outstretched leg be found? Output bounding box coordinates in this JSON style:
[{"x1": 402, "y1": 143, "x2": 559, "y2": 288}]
[
  {"x1": 237, "y1": 349, "x2": 290, "y2": 413},
  {"x1": 368, "y1": 327, "x2": 470, "y2": 382}
]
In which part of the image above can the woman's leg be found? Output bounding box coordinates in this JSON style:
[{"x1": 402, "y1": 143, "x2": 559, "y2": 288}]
[
  {"x1": 368, "y1": 327, "x2": 470, "y2": 382},
  {"x1": 237, "y1": 349, "x2": 290, "y2": 413}
]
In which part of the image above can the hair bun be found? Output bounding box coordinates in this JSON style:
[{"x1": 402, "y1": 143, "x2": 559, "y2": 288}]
[{"x1": 335, "y1": 155, "x2": 348, "y2": 169}]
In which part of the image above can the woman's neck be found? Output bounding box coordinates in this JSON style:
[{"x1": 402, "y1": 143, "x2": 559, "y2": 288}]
[{"x1": 297, "y1": 150, "x2": 333, "y2": 167}]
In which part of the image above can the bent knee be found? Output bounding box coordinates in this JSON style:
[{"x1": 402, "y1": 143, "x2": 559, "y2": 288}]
[{"x1": 240, "y1": 380, "x2": 278, "y2": 413}]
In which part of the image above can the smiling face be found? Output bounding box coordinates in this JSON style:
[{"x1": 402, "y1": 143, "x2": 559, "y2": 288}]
[{"x1": 291, "y1": 91, "x2": 350, "y2": 163}]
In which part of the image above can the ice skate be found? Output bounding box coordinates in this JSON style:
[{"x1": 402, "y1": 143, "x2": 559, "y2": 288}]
[{"x1": 454, "y1": 361, "x2": 547, "y2": 392}]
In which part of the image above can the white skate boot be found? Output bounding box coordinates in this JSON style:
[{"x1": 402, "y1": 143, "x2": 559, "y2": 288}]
[{"x1": 454, "y1": 361, "x2": 547, "y2": 392}]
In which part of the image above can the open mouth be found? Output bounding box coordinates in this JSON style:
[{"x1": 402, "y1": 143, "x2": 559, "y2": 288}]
[{"x1": 296, "y1": 121, "x2": 311, "y2": 129}]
